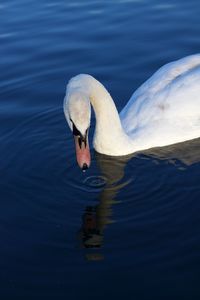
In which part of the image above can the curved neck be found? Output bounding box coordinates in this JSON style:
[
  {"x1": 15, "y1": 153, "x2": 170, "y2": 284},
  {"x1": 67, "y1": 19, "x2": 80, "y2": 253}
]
[{"x1": 68, "y1": 74, "x2": 133, "y2": 155}]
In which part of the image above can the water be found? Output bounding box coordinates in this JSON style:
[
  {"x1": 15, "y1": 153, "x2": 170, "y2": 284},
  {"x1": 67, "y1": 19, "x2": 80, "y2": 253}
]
[{"x1": 1, "y1": 0, "x2": 200, "y2": 299}]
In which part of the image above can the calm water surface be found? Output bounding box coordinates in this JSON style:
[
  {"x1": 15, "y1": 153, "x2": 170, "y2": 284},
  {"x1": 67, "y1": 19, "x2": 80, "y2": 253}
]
[{"x1": 1, "y1": 0, "x2": 200, "y2": 299}]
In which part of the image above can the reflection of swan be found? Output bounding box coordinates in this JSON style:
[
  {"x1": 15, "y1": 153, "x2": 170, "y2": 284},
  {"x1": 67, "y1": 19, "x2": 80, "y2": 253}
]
[
  {"x1": 78, "y1": 138, "x2": 200, "y2": 259},
  {"x1": 145, "y1": 137, "x2": 200, "y2": 166},
  {"x1": 78, "y1": 154, "x2": 130, "y2": 258},
  {"x1": 64, "y1": 54, "x2": 200, "y2": 169}
]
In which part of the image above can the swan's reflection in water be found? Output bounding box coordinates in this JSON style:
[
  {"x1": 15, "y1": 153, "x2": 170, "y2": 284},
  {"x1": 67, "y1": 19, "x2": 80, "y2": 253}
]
[
  {"x1": 145, "y1": 137, "x2": 200, "y2": 166},
  {"x1": 78, "y1": 138, "x2": 200, "y2": 260},
  {"x1": 78, "y1": 153, "x2": 132, "y2": 260},
  {"x1": 80, "y1": 205, "x2": 103, "y2": 248}
]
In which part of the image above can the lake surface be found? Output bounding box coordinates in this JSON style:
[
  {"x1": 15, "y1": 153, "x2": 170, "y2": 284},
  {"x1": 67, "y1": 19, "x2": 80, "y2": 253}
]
[{"x1": 1, "y1": 0, "x2": 200, "y2": 299}]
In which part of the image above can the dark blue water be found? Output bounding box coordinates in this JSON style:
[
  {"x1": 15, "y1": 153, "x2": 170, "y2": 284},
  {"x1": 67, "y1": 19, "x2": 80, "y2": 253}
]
[{"x1": 1, "y1": 0, "x2": 200, "y2": 299}]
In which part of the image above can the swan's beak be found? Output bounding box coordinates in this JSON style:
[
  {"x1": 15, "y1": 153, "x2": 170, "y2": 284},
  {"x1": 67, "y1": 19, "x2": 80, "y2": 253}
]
[{"x1": 74, "y1": 132, "x2": 91, "y2": 170}]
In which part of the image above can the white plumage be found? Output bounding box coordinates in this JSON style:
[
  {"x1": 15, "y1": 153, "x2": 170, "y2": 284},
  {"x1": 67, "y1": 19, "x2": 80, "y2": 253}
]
[{"x1": 64, "y1": 54, "x2": 200, "y2": 157}]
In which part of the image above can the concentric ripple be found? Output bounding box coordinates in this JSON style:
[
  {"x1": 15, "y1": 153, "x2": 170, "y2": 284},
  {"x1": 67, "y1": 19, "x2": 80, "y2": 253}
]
[{"x1": 83, "y1": 175, "x2": 107, "y2": 188}]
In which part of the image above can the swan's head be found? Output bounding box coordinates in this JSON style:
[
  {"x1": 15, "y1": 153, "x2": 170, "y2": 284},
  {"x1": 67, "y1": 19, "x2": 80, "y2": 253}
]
[{"x1": 64, "y1": 91, "x2": 91, "y2": 170}]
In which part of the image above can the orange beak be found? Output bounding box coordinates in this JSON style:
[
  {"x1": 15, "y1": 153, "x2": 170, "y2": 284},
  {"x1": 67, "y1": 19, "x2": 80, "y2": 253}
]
[{"x1": 74, "y1": 134, "x2": 91, "y2": 170}]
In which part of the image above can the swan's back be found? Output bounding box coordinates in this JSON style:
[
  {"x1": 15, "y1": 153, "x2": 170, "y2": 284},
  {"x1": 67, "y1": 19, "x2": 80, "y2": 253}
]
[{"x1": 120, "y1": 54, "x2": 200, "y2": 148}]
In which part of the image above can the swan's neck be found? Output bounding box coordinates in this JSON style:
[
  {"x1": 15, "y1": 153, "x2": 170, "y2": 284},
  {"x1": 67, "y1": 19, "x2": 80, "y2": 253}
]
[{"x1": 69, "y1": 74, "x2": 133, "y2": 155}]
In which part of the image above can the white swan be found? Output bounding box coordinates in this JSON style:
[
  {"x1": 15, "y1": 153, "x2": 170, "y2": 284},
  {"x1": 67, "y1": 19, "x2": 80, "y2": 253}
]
[{"x1": 64, "y1": 54, "x2": 200, "y2": 169}]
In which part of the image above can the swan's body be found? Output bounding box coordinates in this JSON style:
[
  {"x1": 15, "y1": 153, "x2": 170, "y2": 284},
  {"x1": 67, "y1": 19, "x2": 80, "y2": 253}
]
[{"x1": 64, "y1": 54, "x2": 200, "y2": 168}]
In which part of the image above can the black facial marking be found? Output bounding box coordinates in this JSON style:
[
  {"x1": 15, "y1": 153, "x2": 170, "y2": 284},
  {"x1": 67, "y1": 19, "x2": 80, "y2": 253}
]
[
  {"x1": 71, "y1": 119, "x2": 89, "y2": 149},
  {"x1": 78, "y1": 137, "x2": 82, "y2": 149},
  {"x1": 84, "y1": 128, "x2": 88, "y2": 147},
  {"x1": 72, "y1": 123, "x2": 80, "y2": 136},
  {"x1": 84, "y1": 138, "x2": 87, "y2": 148}
]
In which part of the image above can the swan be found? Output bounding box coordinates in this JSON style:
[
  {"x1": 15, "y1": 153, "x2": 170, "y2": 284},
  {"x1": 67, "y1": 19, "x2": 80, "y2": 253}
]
[{"x1": 63, "y1": 54, "x2": 200, "y2": 170}]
